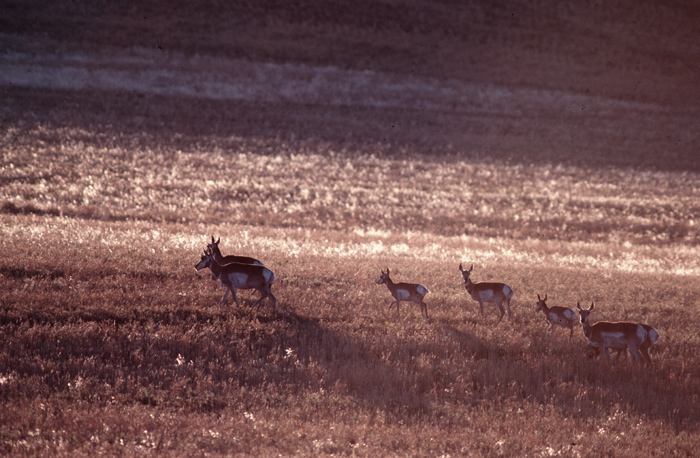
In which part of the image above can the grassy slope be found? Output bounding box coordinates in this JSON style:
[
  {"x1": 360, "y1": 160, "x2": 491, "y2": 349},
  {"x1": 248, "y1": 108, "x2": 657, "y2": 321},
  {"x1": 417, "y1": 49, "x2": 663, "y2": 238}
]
[{"x1": 2, "y1": 1, "x2": 700, "y2": 456}]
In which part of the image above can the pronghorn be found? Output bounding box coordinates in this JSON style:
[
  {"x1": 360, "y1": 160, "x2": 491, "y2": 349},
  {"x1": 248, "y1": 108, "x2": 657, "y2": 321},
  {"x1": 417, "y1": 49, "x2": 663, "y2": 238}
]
[
  {"x1": 577, "y1": 302, "x2": 647, "y2": 372},
  {"x1": 195, "y1": 249, "x2": 277, "y2": 313},
  {"x1": 587, "y1": 323, "x2": 660, "y2": 367},
  {"x1": 207, "y1": 236, "x2": 263, "y2": 266},
  {"x1": 535, "y1": 294, "x2": 577, "y2": 338},
  {"x1": 376, "y1": 268, "x2": 429, "y2": 318},
  {"x1": 459, "y1": 264, "x2": 514, "y2": 323}
]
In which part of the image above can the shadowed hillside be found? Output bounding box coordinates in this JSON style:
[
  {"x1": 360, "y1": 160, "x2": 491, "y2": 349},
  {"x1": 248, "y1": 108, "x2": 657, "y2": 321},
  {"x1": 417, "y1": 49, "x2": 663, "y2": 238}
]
[{"x1": 2, "y1": 0, "x2": 700, "y2": 106}]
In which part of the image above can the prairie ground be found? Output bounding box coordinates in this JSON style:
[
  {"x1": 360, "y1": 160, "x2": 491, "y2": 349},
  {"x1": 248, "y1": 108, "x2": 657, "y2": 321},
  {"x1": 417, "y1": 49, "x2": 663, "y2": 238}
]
[{"x1": 2, "y1": 1, "x2": 700, "y2": 456}]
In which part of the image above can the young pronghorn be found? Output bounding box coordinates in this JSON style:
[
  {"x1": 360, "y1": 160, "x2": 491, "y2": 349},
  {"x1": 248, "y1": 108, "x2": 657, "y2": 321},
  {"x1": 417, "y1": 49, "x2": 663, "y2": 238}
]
[
  {"x1": 587, "y1": 323, "x2": 660, "y2": 367},
  {"x1": 577, "y1": 302, "x2": 648, "y2": 372},
  {"x1": 195, "y1": 249, "x2": 277, "y2": 313},
  {"x1": 459, "y1": 263, "x2": 514, "y2": 324},
  {"x1": 535, "y1": 294, "x2": 577, "y2": 338},
  {"x1": 376, "y1": 268, "x2": 429, "y2": 319},
  {"x1": 207, "y1": 236, "x2": 263, "y2": 266}
]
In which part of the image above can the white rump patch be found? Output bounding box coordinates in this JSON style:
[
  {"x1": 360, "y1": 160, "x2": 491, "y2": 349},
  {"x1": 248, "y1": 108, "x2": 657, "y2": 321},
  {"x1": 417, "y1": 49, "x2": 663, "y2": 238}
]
[
  {"x1": 502, "y1": 285, "x2": 514, "y2": 298},
  {"x1": 648, "y1": 329, "x2": 660, "y2": 343},
  {"x1": 416, "y1": 285, "x2": 429, "y2": 296},
  {"x1": 635, "y1": 326, "x2": 647, "y2": 342}
]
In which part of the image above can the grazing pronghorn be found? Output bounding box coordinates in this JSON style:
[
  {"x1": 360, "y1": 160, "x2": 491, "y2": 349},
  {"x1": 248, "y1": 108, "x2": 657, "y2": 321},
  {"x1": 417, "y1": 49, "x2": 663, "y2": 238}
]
[
  {"x1": 577, "y1": 302, "x2": 647, "y2": 372},
  {"x1": 459, "y1": 264, "x2": 514, "y2": 323},
  {"x1": 376, "y1": 268, "x2": 429, "y2": 318},
  {"x1": 207, "y1": 236, "x2": 263, "y2": 266},
  {"x1": 535, "y1": 294, "x2": 577, "y2": 338},
  {"x1": 587, "y1": 323, "x2": 660, "y2": 367},
  {"x1": 195, "y1": 249, "x2": 277, "y2": 313}
]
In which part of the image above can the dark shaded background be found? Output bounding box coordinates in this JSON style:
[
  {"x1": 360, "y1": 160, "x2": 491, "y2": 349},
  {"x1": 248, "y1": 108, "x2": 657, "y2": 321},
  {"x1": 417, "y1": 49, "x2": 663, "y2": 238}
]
[{"x1": 2, "y1": 0, "x2": 699, "y2": 171}]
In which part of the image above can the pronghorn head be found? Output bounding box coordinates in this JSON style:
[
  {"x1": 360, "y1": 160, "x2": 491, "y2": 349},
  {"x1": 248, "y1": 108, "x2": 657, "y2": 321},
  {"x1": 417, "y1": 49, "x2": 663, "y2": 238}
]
[
  {"x1": 458, "y1": 263, "x2": 473, "y2": 285},
  {"x1": 376, "y1": 268, "x2": 391, "y2": 285},
  {"x1": 195, "y1": 250, "x2": 209, "y2": 271},
  {"x1": 577, "y1": 301, "x2": 595, "y2": 325},
  {"x1": 207, "y1": 236, "x2": 221, "y2": 254},
  {"x1": 535, "y1": 294, "x2": 548, "y2": 312},
  {"x1": 195, "y1": 248, "x2": 214, "y2": 271}
]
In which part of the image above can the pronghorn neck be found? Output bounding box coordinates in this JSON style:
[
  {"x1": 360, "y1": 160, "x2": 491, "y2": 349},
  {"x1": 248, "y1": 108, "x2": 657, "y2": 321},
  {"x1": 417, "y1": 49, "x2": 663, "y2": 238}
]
[
  {"x1": 537, "y1": 301, "x2": 550, "y2": 314},
  {"x1": 464, "y1": 278, "x2": 477, "y2": 294},
  {"x1": 210, "y1": 244, "x2": 224, "y2": 262},
  {"x1": 580, "y1": 316, "x2": 594, "y2": 339},
  {"x1": 383, "y1": 276, "x2": 396, "y2": 290},
  {"x1": 206, "y1": 256, "x2": 225, "y2": 277}
]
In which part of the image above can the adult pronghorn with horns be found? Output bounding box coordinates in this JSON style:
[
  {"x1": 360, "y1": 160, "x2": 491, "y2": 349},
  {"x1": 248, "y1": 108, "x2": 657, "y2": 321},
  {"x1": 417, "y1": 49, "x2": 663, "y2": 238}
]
[
  {"x1": 376, "y1": 268, "x2": 430, "y2": 319},
  {"x1": 459, "y1": 263, "x2": 514, "y2": 324},
  {"x1": 577, "y1": 302, "x2": 648, "y2": 373}
]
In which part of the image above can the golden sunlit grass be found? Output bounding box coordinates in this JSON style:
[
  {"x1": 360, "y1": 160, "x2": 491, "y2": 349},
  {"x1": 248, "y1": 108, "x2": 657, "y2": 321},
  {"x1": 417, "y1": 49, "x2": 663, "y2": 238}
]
[
  {"x1": 2, "y1": 13, "x2": 700, "y2": 452},
  {"x1": 3, "y1": 122, "x2": 699, "y2": 248},
  {"x1": 2, "y1": 119, "x2": 700, "y2": 455}
]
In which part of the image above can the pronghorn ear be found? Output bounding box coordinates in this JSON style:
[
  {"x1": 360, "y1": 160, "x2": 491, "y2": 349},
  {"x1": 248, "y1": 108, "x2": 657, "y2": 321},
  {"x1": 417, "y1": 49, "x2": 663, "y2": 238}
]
[
  {"x1": 386, "y1": 267, "x2": 390, "y2": 274},
  {"x1": 576, "y1": 301, "x2": 582, "y2": 311},
  {"x1": 459, "y1": 263, "x2": 463, "y2": 271},
  {"x1": 216, "y1": 237, "x2": 220, "y2": 244},
  {"x1": 211, "y1": 235, "x2": 215, "y2": 243},
  {"x1": 590, "y1": 302, "x2": 595, "y2": 311},
  {"x1": 469, "y1": 264, "x2": 473, "y2": 272},
  {"x1": 537, "y1": 294, "x2": 542, "y2": 301}
]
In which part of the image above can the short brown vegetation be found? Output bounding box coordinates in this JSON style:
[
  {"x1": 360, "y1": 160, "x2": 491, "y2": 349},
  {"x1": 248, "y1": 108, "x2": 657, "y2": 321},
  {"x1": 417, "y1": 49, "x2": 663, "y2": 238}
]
[
  {"x1": 2, "y1": 1, "x2": 700, "y2": 456},
  {"x1": 2, "y1": 129, "x2": 699, "y2": 455}
]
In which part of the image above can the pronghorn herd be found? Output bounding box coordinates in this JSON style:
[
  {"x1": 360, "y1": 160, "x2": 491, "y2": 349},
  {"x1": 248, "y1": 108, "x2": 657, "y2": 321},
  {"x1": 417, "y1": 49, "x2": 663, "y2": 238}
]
[{"x1": 195, "y1": 236, "x2": 660, "y2": 372}]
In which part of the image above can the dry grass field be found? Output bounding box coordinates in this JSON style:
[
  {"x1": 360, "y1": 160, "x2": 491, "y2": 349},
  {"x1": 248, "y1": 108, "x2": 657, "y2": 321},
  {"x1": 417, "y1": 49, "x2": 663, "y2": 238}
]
[{"x1": 2, "y1": 1, "x2": 700, "y2": 456}]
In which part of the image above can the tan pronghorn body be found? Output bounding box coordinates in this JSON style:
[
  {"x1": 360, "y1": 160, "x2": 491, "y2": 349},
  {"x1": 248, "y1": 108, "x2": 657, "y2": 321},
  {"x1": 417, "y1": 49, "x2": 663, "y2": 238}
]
[
  {"x1": 535, "y1": 294, "x2": 577, "y2": 338},
  {"x1": 459, "y1": 264, "x2": 513, "y2": 323},
  {"x1": 208, "y1": 236, "x2": 263, "y2": 266},
  {"x1": 587, "y1": 324, "x2": 660, "y2": 367},
  {"x1": 577, "y1": 302, "x2": 647, "y2": 372},
  {"x1": 376, "y1": 268, "x2": 429, "y2": 318},
  {"x1": 195, "y1": 249, "x2": 276, "y2": 313}
]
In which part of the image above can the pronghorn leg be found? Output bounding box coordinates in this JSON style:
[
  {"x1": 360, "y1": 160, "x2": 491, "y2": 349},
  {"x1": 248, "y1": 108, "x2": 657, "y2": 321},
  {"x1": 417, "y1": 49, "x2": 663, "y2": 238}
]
[
  {"x1": 219, "y1": 288, "x2": 231, "y2": 307},
  {"x1": 504, "y1": 298, "x2": 512, "y2": 321},
  {"x1": 230, "y1": 287, "x2": 241, "y2": 307},
  {"x1": 495, "y1": 301, "x2": 505, "y2": 324},
  {"x1": 477, "y1": 300, "x2": 485, "y2": 319},
  {"x1": 602, "y1": 347, "x2": 613, "y2": 367},
  {"x1": 250, "y1": 289, "x2": 265, "y2": 308},
  {"x1": 251, "y1": 286, "x2": 276, "y2": 313},
  {"x1": 267, "y1": 288, "x2": 277, "y2": 314},
  {"x1": 419, "y1": 300, "x2": 428, "y2": 318},
  {"x1": 627, "y1": 344, "x2": 644, "y2": 373}
]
